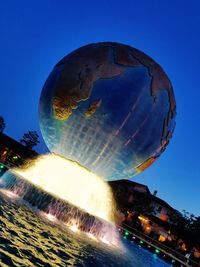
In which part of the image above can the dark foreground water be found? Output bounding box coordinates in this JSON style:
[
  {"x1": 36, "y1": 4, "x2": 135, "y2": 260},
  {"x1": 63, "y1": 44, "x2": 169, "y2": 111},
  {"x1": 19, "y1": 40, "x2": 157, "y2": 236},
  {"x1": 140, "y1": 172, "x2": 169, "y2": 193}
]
[{"x1": 0, "y1": 194, "x2": 169, "y2": 267}]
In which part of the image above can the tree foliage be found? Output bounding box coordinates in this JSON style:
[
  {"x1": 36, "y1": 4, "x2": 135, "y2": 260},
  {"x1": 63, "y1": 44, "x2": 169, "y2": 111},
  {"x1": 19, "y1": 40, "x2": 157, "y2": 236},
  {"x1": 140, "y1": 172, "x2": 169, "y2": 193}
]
[
  {"x1": 171, "y1": 210, "x2": 200, "y2": 250},
  {"x1": 20, "y1": 131, "x2": 39, "y2": 150},
  {"x1": 0, "y1": 116, "x2": 5, "y2": 133},
  {"x1": 192, "y1": 216, "x2": 200, "y2": 249}
]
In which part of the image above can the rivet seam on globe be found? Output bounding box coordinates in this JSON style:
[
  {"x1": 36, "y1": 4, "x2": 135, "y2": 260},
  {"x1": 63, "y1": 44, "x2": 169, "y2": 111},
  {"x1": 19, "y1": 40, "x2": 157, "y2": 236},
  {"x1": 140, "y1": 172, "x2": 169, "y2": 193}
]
[{"x1": 39, "y1": 42, "x2": 176, "y2": 180}]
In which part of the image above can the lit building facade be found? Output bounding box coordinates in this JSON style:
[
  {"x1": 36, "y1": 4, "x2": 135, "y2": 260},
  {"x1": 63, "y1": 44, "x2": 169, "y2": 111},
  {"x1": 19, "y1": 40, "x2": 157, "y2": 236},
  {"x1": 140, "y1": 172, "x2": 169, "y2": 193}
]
[{"x1": 109, "y1": 179, "x2": 179, "y2": 243}]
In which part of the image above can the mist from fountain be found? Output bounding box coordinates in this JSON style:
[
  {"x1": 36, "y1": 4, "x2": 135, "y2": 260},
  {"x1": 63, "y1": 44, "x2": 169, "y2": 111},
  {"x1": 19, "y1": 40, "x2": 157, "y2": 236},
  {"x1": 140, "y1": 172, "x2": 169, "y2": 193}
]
[{"x1": 0, "y1": 154, "x2": 120, "y2": 246}]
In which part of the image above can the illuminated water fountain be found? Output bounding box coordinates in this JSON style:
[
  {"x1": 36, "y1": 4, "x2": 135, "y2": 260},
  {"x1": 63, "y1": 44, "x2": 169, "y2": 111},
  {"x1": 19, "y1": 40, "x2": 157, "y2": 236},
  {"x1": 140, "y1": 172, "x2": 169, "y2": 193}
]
[{"x1": 0, "y1": 154, "x2": 119, "y2": 246}]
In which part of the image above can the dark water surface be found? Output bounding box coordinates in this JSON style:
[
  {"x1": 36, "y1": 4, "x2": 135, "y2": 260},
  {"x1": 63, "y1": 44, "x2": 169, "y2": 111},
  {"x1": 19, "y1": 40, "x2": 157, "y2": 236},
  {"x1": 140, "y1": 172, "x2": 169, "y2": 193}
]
[{"x1": 0, "y1": 195, "x2": 169, "y2": 267}]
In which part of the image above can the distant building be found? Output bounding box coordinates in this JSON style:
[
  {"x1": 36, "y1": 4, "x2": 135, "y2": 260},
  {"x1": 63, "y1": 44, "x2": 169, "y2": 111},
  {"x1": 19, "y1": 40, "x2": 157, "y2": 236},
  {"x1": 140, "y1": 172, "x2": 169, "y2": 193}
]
[
  {"x1": 109, "y1": 179, "x2": 179, "y2": 243},
  {"x1": 151, "y1": 192, "x2": 176, "y2": 223},
  {"x1": 109, "y1": 179, "x2": 150, "y2": 207},
  {"x1": 0, "y1": 132, "x2": 38, "y2": 172}
]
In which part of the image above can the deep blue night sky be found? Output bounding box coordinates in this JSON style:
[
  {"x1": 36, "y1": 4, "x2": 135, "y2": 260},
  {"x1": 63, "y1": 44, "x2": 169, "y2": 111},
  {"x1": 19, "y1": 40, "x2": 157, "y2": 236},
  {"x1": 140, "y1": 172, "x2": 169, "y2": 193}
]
[{"x1": 0, "y1": 1, "x2": 199, "y2": 215}]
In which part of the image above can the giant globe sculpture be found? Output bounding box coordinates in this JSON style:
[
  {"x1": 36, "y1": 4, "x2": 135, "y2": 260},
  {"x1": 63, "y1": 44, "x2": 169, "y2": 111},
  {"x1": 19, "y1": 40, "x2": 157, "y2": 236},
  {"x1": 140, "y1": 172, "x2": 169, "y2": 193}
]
[{"x1": 39, "y1": 42, "x2": 176, "y2": 180}]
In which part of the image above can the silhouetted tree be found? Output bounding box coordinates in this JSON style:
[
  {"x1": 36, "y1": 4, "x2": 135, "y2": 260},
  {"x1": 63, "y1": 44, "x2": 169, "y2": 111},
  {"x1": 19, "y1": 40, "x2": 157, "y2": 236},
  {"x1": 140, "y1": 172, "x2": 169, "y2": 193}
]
[
  {"x1": 0, "y1": 116, "x2": 5, "y2": 132},
  {"x1": 192, "y1": 216, "x2": 200, "y2": 250},
  {"x1": 171, "y1": 210, "x2": 199, "y2": 250},
  {"x1": 20, "y1": 131, "x2": 39, "y2": 150}
]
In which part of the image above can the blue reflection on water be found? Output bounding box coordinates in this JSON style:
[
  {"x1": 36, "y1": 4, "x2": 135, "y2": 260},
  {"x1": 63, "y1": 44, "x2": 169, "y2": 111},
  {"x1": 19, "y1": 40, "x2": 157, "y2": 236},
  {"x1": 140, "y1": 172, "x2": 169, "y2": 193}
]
[{"x1": 122, "y1": 239, "x2": 170, "y2": 267}]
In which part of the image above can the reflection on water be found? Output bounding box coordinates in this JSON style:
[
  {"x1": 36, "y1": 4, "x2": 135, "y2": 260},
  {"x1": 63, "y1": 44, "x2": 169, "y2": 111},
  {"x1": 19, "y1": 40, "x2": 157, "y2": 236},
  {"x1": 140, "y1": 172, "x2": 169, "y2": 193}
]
[{"x1": 0, "y1": 193, "x2": 169, "y2": 267}]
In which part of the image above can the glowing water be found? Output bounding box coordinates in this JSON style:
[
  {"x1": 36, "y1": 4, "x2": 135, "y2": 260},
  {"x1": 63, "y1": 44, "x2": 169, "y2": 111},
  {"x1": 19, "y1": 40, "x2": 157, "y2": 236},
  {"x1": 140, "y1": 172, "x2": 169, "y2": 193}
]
[{"x1": 12, "y1": 153, "x2": 115, "y2": 223}]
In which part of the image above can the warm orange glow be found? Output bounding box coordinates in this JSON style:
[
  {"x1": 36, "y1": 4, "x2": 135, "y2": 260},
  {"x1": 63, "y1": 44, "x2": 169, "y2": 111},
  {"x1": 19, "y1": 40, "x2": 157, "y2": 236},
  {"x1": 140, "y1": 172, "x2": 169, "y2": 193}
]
[
  {"x1": 158, "y1": 235, "x2": 166, "y2": 242},
  {"x1": 181, "y1": 243, "x2": 187, "y2": 251},
  {"x1": 136, "y1": 157, "x2": 156, "y2": 172},
  {"x1": 12, "y1": 153, "x2": 115, "y2": 222},
  {"x1": 138, "y1": 215, "x2": 149, "y2": 224},
  {"x1": 159, "y1": 214, "x2": 168, "y2": 221},
  {"x1": 144, "y1": 225, "x2": 152, "y2": 234}
]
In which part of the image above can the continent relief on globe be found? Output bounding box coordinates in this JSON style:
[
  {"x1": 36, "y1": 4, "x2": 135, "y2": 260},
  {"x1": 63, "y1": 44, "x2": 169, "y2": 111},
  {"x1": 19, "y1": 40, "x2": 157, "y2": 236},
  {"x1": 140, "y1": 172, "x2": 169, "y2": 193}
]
[
  {"x1": 135, "y1": 114, "x2": 174, "y2": 172},
  {"x1": 52, "y1": 42, "x2": 176, "y2": 121},
  {"x1": 84, "y1": 99, "x2": 102, "y2": 118},
  {"x1": 40, "y1": 42, "x2": 176, "y2": 179}
]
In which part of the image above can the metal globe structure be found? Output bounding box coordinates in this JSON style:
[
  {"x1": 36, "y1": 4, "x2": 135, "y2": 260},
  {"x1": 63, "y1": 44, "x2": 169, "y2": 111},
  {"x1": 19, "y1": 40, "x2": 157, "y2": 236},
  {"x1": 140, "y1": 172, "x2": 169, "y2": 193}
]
[{"x1": 39, "y1": 42, "x2": 176, "y2": 180}]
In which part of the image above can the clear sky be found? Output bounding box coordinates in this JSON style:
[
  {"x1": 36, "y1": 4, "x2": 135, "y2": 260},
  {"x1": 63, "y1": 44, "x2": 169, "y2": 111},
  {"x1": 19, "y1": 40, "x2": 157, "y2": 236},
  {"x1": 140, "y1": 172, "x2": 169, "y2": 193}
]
[{"x1": 0, "y1": 0, "x2": 199, "y2": 216}]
